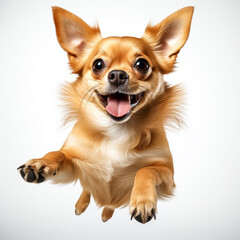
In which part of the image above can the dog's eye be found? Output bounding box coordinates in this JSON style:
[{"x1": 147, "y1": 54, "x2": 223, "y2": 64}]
[
  {"x1": 134, "y1": 58, "x2": 149, "y2": 73},
  {"x1": 92, "y1": 59, "x2": 105, "y2": 73}
]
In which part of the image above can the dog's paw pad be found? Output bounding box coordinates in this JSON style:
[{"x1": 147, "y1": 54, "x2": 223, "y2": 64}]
[
  {"x1": 130, "y1": 196, "x2": 157, "y2": 224},
  {"x1": 26, "y1": 168, "x2": 36, "y2": 182},
  {"x1": 131, "y1": 208, "x2": 156, "y2": 223},
  {"x1": 37, "y1": 172, "x2": 45, "y2": 183},
  {"x1": 17, "y1": 160, "x2": 58, "y2": 183}
]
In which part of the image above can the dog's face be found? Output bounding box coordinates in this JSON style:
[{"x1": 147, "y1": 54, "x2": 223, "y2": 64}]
[
  {"x1": 76, "y1": 36, "x2": 161, "y2": 122},
  {"x1": 52, "y1": 7, "x2": 193, "y2": 123}
]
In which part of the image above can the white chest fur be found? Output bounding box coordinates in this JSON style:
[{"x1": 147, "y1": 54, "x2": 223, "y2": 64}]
[
  {"x1": 65, "y1": 123, "x2": 133, "y2": 181},
  {"x1": 100, "y1": 124, "x2": 133, "y2": 165}
]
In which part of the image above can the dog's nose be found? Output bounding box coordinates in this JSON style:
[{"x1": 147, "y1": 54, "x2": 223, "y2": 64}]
[{"x1": 108, "y1": 70, "x2": 129, "y2": 86}]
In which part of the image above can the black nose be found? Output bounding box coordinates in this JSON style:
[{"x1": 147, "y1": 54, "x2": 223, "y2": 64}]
[{"x1": 108, "y1": 70, "x2": 129, "y2": 86}]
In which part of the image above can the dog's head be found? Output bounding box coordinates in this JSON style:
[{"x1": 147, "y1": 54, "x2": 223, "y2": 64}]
[{"x1": 52, "y1": 7, "x2": 193, "y2": 124}]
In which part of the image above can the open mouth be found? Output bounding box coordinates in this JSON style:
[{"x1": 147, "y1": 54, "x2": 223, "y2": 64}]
[{"x1": 96, "y1": 91, "x2": 144, "y2": 121}]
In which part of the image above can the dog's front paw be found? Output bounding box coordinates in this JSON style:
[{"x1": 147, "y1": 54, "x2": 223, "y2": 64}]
[
  {"x1": 130, "y1": 189, "x2": 157, "y2": 224},
  {"x1": 17, "y1": 159, "x2": 60, "y2": 183}
]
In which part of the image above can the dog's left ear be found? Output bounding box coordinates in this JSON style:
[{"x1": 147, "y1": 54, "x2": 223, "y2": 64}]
[{"x1": 143, "y1": 6, "x2": 194, "y2": 74}]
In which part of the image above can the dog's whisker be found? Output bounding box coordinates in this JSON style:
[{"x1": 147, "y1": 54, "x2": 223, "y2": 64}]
[
  {"x1": 138, "y1": 85, "x2": 148, "y2": 92},
  {"x1": 79, "y1": 85, "x2": 98, "y2": 108},
  {"x1": 82, "y1": 87, "x2": 98, "y2": 117},
  {"x1": 126, "y1": 85, "x2": 148, "y2": 94},
  {"x1": 78, "y1": 85, "x2": 99, "y2": 117},
  {"x1": 85, "y1": 91, "x2": 98, "y2": 117}
]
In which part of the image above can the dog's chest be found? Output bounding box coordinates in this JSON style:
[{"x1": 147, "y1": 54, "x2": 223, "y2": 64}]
[
  {"x1": 100, "y1": 139, "x2": 130, "y2": 166},
  {"x1": 97, "y1": 124, "x2": 134, "y2": 168},
  {"x1": 87, "y1": 137, "x2": 134, "y2": 184},
  {"x1": 69, "y1": 128, "x2": 135, "y2": 181},
  {"x1": 71, "y1": 134, "x2": 136, "y2": 206}
]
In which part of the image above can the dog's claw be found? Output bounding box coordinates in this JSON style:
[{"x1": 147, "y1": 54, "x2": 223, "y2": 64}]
[
  {"x1": 152, "y1": 209, "x2": 156, "y2": 220},
  {"x1": 131, "y1": 209, "x2": 137, "y2": 220},
  {"x1": 130, "y1": 208, "x2": 156, "y2": 223},
  {"x1": 20, "y1": 168, "x2": 25, "y2": 179},
  {"x1": 17, "y1": 164, "x2": 25, "y2": 170}
]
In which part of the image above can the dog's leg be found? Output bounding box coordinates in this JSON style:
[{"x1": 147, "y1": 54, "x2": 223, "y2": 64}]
[
  {"x1": 75, "y1": 190, "x2": 91, "y2": 215},
  {"x1": 17, "y1": 151, "x2": 75, "y2": 183},
  {"x1": 101, "y1": 207, "x2": 114, "y2": 222},
  {"x1": 130, "y1": 162, "x2": 174, "y2": 224}
]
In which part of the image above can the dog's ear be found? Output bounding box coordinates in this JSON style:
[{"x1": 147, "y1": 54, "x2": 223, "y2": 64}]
[
  {"x1": 143, "y1": 7, "x2": 194, "y2": 74},
  {"x1": 52, "y1": 6, "x2": 101, "y2": 59}
]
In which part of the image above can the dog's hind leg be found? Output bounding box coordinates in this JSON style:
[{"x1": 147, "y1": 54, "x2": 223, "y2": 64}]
[
  {"x1": 75, "y1": 189, "x2": 91, "y2": 215},
  {"x1": 101, "y1": 207, "x2": 114, "y2": 222}
]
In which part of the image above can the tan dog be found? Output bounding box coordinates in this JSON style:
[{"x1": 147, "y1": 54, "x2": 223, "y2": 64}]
[{"x1": 18, "y1": 6, "x2": 194, "y2": 224}]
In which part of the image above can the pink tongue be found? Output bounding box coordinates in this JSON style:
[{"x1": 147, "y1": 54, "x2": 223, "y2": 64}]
[{"x1": 106, "y1": 94, "x2": 131, "y2": 117}]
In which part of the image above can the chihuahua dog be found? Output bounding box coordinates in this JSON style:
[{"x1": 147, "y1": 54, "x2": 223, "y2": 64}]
[{"x1": 18, "y1": 6, "x2": 193, "y2": 223}]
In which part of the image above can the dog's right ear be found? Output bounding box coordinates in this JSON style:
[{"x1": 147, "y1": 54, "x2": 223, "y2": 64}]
[{"x1": 52, "y1": 7, "x2": 101, "y2": 63}]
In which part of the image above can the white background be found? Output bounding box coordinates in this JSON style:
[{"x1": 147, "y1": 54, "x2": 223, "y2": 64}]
[{"x1": 1, "y1": 0, "x2": 240, "y2": 239}]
